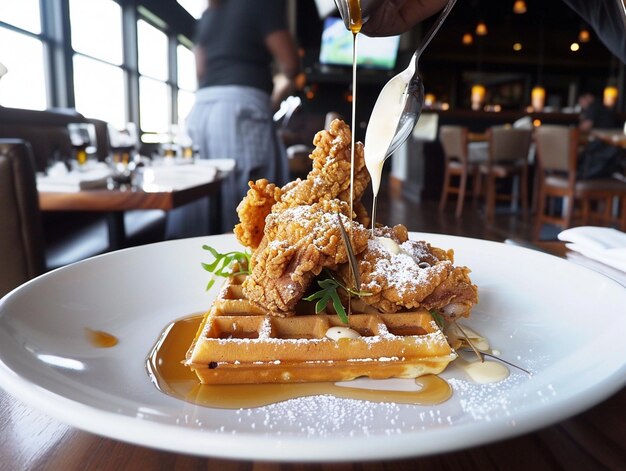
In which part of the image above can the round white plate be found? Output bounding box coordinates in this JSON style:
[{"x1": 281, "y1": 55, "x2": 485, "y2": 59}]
[{"x1": 1, "y1": 233, "x2": 625, "y2": 462}]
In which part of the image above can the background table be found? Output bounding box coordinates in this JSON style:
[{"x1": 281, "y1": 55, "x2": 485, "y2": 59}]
[{"x1": 38, "y1": 167, "x2": 225, "y2": 249}]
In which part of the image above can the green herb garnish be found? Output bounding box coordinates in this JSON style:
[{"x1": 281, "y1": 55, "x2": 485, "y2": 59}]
[
  {"x1": 201, "y1": 245, "x2": 251, "y2": 291},
  {"x1": 429, "y1": 310, "x2": 445, "y2": 331},
  {"x1": 303, "y1": 270, "x2": 371, "y2": 324}
]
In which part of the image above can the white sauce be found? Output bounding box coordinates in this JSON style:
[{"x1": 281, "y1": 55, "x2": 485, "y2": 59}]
[
  {"x1": 463, "y1": 360, "x2": 510, "y2": 384},
  {"x1": 364, "y1": 77, "x2": 407, "y2": 197},
  {"x1": 375, "y1": 236, "x2": 401, "y2": 255},
  {"x1": 326, "y1": 326, "x2": 361, "y2": 340}
]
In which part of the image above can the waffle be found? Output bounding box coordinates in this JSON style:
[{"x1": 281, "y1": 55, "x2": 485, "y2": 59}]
[{"x1": 185, "y1": 274, "x2": 456, "y2": 384}]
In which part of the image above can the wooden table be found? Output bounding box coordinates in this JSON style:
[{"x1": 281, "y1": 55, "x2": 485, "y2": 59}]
[
  {"x1": 38, "y1": 168, "x2": 225, "y2": 249},
  {"x1": 1, "y1": 359, "x2": 624, "y2": 469}
]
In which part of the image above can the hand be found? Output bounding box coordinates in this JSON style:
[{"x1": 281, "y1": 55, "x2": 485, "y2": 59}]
[{"x1": 361, "y1": 0, "x2": 449, "y2": 36}]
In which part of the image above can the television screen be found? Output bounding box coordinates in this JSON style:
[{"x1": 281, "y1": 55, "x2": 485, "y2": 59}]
[{"x1": 319, "y1": 17, "x2": 401, "y2": 70}]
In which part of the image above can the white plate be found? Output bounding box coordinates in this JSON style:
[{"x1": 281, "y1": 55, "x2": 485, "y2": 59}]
[{"x1": 1, "y1": 233, "x2": 625, "y2": 462}]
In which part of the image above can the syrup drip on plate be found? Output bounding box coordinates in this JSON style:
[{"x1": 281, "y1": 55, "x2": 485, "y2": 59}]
[
  {"x1": 146, "y1": 315, "x2": 452, "y2": 409},
  {"x1": 86, "y1": 328, "x2": 118, "y2": 348}
]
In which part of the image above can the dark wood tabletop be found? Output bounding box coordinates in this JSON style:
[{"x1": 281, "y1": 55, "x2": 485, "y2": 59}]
[
  {"x1": 1, "y1": 242, "x2": 625, "y2": 471},
  {"x1": 1, "y1": 384, "x2": 624, "y2": 470},
  {"x1": 38, "y1": 175, "x2": 223, "y2": 212},
  {"x1": 37, "y1": 167, "x2": 226, "y2": 249}
]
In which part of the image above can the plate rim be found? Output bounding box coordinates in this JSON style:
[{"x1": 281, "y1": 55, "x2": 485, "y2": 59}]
[{"x1": 1, "y1": 233, "x2": 625, "y2": 461}]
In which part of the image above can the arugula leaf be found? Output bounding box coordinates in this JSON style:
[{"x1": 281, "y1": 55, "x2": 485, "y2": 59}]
[
  {"x1": 429, "y1": 310, "x2": 445, "y2": 330},
  {"x1": 201, "y1": 245, "x2": 251, "y2": 291},
  {"x1": 303, "y1": 271, "x2": 371, "y2": 324}
]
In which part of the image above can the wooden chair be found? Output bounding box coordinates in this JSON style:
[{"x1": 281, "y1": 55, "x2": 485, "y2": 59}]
[
  {"x1": 438, "y1": 125, "x2": 482, "y2": 217},
  {"x1": 480, "y1": 126, "x2": 533, "y2": 221},
  {"x1": 533, "y1": 125, "x2": 626, "y2": 241},
  {"x1": 0, "y1": 139, "x2": 46, "y2": 297}
]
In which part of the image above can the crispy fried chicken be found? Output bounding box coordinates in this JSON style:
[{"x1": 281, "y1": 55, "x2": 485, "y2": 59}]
[
  {"x1": 232, "y1": 119, "x2": 478, "y2": 320},
  {"x1": 337, "y1": 228, "x2": 478, "y2": 319},
  {"x1": 243, "y1": 200, "x2": 369, "y2": 316}
]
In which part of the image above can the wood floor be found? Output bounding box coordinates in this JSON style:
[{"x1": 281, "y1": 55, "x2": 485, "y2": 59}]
[{"x1": 374, "y1": 183, "x2": 539, "y2": 244}]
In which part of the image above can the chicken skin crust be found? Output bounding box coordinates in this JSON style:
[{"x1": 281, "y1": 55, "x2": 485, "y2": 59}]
[
  {"x1": 234, "y1": 180, "x2": 282, "y2": 250},
  {"x1": 337, "y1": 228, "x2": 478, "y2": 318},
  {"x1": 242, "y1": 200, "x2": 370, "y2": 316},
  {"x1": 234, "y1": 119, "x2": 370, "y2": 250}
]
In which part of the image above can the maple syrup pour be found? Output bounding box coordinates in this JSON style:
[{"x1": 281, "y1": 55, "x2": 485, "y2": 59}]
[
  {"x1": 147, "y1": 315, "x2": 452, "y2": 409},
  {"x1": 346, "y1": 0, "x2": 362, "y2": 315},
  {"x1": 346, "y1": 0, "x2": 363, "y2": 33},
  {"x1": 85, "y1": 328, "x2": 118, "y2": 348}
]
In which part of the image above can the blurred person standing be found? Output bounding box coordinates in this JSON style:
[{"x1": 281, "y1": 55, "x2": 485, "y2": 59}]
[
  {"x1": 577, "y1": 92, "x2": 623, "y2": 179},
  {"x1": 185, "y1": 0, "x2": 299, "y2": 234}
]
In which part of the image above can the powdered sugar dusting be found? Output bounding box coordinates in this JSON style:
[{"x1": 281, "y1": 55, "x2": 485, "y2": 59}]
[{"x1": 364, "y1": 238, "x2": 449, "y2": 296}]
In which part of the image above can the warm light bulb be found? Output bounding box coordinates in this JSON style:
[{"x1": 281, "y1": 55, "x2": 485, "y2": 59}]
[
  {"x1": 603, "y1": 86, "x2": 618, "y2": 107},
  {"x1": 462, "y1": 33, "x2": 473, "y2": 45},
  {"x1": 424, "y1": 93, "x2": 436, "y2": 107},
  {"x1": 578, "y1": 29, "x2": 590, "y2": 43},
  {"x1": 513, "y1": 42, "x2": 522, "y2": 51},
  {"x1": 475, "y1": 21, "x2": 488, "y2": 36},
  {"x1": 513, "y1": 0, "x2": 527, "y2": 14},
  {"x1": 531, "y1": 86, "x2": 546, "y2": 112},
  {"x1": 570, "y1": 42, "x2": 580, "y2": 52},
  {"x1": 471, "y1": 84, "x2": 486, "y2": 110}
]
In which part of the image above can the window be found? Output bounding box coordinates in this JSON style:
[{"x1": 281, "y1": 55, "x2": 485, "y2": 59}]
[
  {"x1": 0, "y1": 0, "x2": 46, "y2": 110},
  {"x1": 70, "y1": 0, "x2": 125, "y2": 125},
  {"x1": 69, "y1": 0, "x2": 123, "y2": 65},
  {"x1": 176, "y1": 44, "x2": 196, "y2": 122},
  {"x1": 139, "y1": 76, "x2": 170, "y2": 134},
  {"x1": 0, "y1": 27, "x2": 47, "y2": 110},
  {"x1": 137, "y1": 19, "x2": 170, "y2": 134},
  {"x1": 0, "y1": 0, "x2": 41, "y2": 33},
  {"x1": 73, "y1": 55, "x2": 126, "y2": 129}
]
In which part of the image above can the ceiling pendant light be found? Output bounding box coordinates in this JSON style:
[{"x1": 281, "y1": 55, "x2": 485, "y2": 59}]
[
  {"x1": 578, "y1": 28, "x2": 590, "y2": 43},
  {"x1": 462, "y1": 33, "x2": 474, "y2": 45},
  {"x1": 513, "y1": 0, "x2": 527, "y2": 14},
  {"x1": 475, "y1": 21, "x2": 488, "y2": 36}
]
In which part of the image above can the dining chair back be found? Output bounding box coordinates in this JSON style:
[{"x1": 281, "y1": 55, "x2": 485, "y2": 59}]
[
  {"x1": 438, "y1": 125, "x2": 481, "y2": 217},
  {"x1": 0, "y1": 139, "x2": 46, "y2": 297},
  {"x1": 481, "y1": 126, "x2": 533, "y2": 221},
  {"x1": 533, "y1": 125, "x2": 626, "y2": 240}
]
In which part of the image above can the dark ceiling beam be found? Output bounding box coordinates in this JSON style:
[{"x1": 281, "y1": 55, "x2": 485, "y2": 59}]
[{"x1": 119, "y1": 0, "x2": 197, "y2": 40}]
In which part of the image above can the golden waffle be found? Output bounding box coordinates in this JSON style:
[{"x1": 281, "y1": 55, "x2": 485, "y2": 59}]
[{"x1": 185, "y1": 274, "x2": 456, "y2": 384}]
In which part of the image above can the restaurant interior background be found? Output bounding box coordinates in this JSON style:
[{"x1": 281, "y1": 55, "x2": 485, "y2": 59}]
[{"x1": 1, "y1": 0, "x2": 625, "y2": 278}]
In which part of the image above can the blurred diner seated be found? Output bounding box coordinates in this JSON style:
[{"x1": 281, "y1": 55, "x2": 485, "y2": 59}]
[
  {"x1": 533, "y1": 125, "x2": 626, "y2": 241},
  {"x1": 576, "y1": 92, "x2": 624, "y2": 180}
]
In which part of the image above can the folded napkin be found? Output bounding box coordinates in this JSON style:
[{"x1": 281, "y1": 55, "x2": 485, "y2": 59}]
[
  {"x1": 141, "y1": 164, "x2": 217, "y2": 191},
  {"x1": 38, "y1": 164, "x2": 110, "y2": 192},
  {"x1": 558, "y1": 226, "x2": 626, "y2": 273}
]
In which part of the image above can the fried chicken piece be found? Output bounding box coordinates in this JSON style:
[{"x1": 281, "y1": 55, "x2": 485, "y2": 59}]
[
  {"x1": 279, "y1": 119, "x2": 370, "y2": 210},
  {"x1": 233, "y1": 119, "x2": 370, "y2": 248},
  {"x1": 234, "y1": 179, "x2": 282, "y2": 249},
  {"x1": 336, "y1": 227, "x2": 478, "y2": 319},
  {"x1": 242, "y1": 200, "x2": 370, "y2": 316}
]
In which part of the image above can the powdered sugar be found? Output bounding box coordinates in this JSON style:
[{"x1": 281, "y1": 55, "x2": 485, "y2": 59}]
[{"x1": 364, "y1": 238, "x2": 447, "y2": 296}]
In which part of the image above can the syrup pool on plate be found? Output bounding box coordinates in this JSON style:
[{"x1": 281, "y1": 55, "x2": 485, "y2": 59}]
[{"x1": 146, "y1": 314, "x2": 452, "y2": 409}]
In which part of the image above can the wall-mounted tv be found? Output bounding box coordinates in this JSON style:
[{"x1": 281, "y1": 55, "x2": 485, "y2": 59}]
[{"x1": 319, "y1": 17, "x2": 401, "y2": 70}]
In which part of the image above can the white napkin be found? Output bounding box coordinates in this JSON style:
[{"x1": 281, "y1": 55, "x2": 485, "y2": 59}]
[
  {"x1": 558, "y1": 226, "x2": 626, "y2": 273},
  {"x1": 37, "y1": 164, "x2": 111, "y2": 192},
  {"x1": 141, "y1": 164, "x2": 217, "y2": 191}
]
